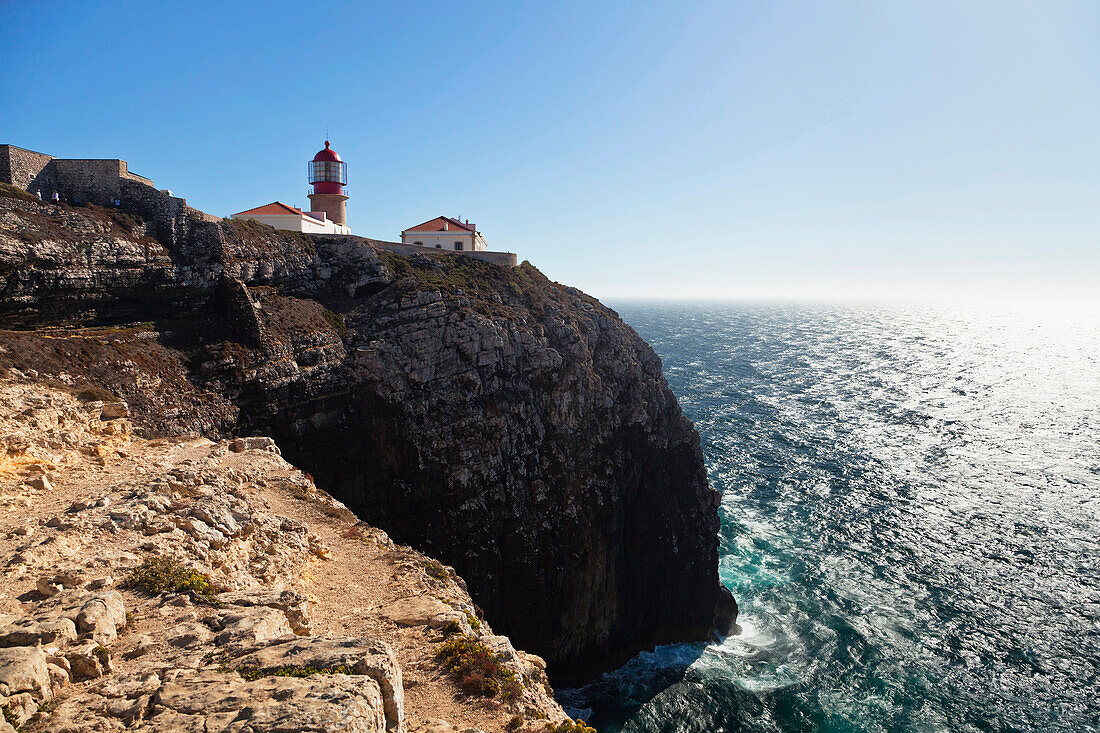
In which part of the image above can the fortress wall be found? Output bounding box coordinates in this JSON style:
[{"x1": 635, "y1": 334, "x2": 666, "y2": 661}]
[
  {"x1": 1, "y1": 145, "x2": 56, "y2": 194},
  {"x1": 119, "y1": 162, "x2": 154, "y2": 186},
  {"x1": 52, "y1": 159, "x2": 129, "y2": 205}
]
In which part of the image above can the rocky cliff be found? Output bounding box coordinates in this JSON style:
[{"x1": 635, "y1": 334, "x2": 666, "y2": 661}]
[
  {"x1": 0, "y1": 374, "x2": 568, "y2": 731},
  {"x1": 0, "y1": 191, "x2": 736, "y2": 686}
]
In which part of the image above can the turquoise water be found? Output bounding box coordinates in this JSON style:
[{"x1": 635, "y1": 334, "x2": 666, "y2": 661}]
[{"x1": 558, "y1": 300, "x2": 1100, "y2": 733}]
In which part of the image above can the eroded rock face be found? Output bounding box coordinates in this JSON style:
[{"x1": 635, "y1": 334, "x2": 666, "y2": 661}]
[
  {"x1": 272, "y1": 284, "x2": 724, "y2": 681},
  {"x1": 0, "y1": 195, "x2": 732, "y2": 682}
]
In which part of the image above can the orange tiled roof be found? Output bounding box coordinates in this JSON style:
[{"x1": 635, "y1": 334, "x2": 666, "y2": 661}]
[
  {"x1": 402, "y1": 216, "x2": 475, "y2": 234},
  {"x1": 233, "y1": 201, "x2": 308, "y2": 217}
]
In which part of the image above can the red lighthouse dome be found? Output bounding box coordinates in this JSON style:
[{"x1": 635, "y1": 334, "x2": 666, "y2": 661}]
[
  {"x1": 307, "y1": 140, "x2": 349, "y2": 227},
  {"x1": 308, "y1": 141, "x2": 347, "y2": 195}
]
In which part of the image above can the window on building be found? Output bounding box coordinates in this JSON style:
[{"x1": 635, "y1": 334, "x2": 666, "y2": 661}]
[{"x1": 454, "y1": 241, "x2": 463, "y2": 251}]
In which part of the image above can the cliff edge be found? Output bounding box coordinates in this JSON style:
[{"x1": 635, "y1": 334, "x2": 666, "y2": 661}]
[
  {"x1": 0, "y1": 374, "x2": 568, "y2": 731},
  {"x1": 0, "y1": 190, "x2": 735, "y2": 688}
]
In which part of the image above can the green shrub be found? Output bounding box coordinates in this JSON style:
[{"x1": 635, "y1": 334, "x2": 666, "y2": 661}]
[
  {"x1": 123, "y1": 557, "x2": 217, "y2": 600},
  {"x1": 233, "y1": 664, "x2": 355, "y2": 681},
  {"x1": 2, "y1": 704, "x2": 21, "y2": 731},
  {"x1": 436, "y1": 634, "x2": 522, "y2": 700},
  {"x1": 322, "y1": 309, "x2": 348, "y2": 338},
  {"x1": 420, "y1": 558, "x2": 450, "y2": 581}
]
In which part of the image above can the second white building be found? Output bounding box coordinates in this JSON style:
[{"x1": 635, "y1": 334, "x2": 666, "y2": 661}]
[{"x1": 401, "y1": 216, "x2": 488, "y2": 251}]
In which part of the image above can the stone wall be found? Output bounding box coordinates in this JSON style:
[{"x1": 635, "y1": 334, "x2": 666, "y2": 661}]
[
  {"x1": 371, "y1": 239, "x2": 518, "y2": 267},
  {"x1": 2, "y1": 145, "x2": 157, "y2": 207},
  {"x1": 51, "y1": 159, "x2": 128, "y2": 204},
  {"x1": 0, "y1": 145, "x2": 56, "y2": 195}
]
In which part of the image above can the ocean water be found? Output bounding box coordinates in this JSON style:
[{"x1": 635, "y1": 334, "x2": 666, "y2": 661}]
[{"x1": 558, "y1": 300, "x2": 1100, "y2": 733}]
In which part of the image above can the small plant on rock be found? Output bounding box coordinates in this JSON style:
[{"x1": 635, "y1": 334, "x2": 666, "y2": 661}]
[
  {"x1": 545, "y1": 722, "x2": 597, "y2": 733},
  {"x1": 2, "y1": 705, "x2": 22, "y2": 731},
  {"x1": 420, "y1": 558, "x2": 450, "y2": 582},
  {"x1": 233, "y1": 664, "x2": 356, "y2": 681},
  {"x1": 322, "y1": 309, "x2": 348, "y2": 338},
  {"x1": 123, "y1": 557, "x2": 217, "y2": 601},
  {"x1": 436, "y1": 634, "x2": 522, "y2": 700}
]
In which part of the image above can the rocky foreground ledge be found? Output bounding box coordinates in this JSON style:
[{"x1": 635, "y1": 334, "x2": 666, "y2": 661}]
[{"x1": 0, "y1": 374, "x2": 577, "y2": 732}]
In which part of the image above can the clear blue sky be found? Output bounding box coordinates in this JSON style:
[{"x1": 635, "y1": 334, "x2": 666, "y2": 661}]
[{"x1": 2, "y1": 1, "x2": 1098, "y2": 300}]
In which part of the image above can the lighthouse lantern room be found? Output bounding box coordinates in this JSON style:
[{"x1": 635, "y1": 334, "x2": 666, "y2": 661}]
[{"x1": 307, "y1": 141, "x2": 349, "y2": 227}]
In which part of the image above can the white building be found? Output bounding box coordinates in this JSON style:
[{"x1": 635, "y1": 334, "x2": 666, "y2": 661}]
[
  {"x1": 231, "y1": 201, "x2": 351, "y2": 235},
  {"x1": 401, "y1": 216, "x2": 488, "y2": 251}
]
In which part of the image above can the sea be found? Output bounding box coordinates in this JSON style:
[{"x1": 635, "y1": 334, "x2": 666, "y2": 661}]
[{"x1": 556, "y1": 300, "x2": 1100, "y2": 733}]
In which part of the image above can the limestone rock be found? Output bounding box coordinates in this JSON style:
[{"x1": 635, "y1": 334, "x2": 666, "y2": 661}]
[
  {"x1": 228, "y1": 636, "x2": 403, "y2": 732},
  {"x1": 151, "y1": 668, "x2": 390, "y2": 732},
  {"x1": 229, "y1": 436, "x2": 279, "y2": 454},
  {"x1": 26, "y1": 474, "x2": 52, "y2": 492},
  {"x1": 379, "y1": 596, "x2": 467, "y2": 632},
  {"x1": 0, "y1": 645, "x2": 50, "y2": 698},
  {"x1": 99, "y1": 402, "x2": 128, "y2": 420},
  {"x1": 35, "y1": 568, "x2": 84, "y2": 598},
  {"x1": 216, "y1": 588, "x2": 311, "y2": 635},
  {"x1": 210, "y1": 606, "x2": 294, "y2": 648},
  {"x1": 0, "y1": 616, "x2": 77, "y2": 648}
]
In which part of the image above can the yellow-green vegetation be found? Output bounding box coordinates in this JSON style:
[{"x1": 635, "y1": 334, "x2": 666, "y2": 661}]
[
  {"x1": 123, "y1": 557, "x2": 218, "y2": 601},
  {"x1": 230, "y1": 664, "x2": 356, "y2": 681},
  {"x1": 465, "y1": 610, "x2": 481, "y2": 632},
  {"x1": 322, "y1": 309, "x2": 348, "y2": 338},
  {"x1": 2, "y1": 703, "x2": 24, "y2": 731},
  {"x1": 377, "y1": 251, "x2": 603, "y2": 322},
  {"x1": 545, "y1": 722, "x2": 597, "y2": 733},
  {"x1": 0, "y1": 182, "x2": 36, "y2": 202},
  {"x1": 379, "y1": 251, "x2": 537, "y2": 299},
  {"x1": 436, "y1": 634, "x2": 522, "y2": 700},
  {"x1": 421, "y1": 558, "x2": 450, "y2": 581}
]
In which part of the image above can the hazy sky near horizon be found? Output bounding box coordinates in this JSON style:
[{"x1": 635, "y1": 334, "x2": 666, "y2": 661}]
[{"x1": 2, "y1": 1, "x2": 1098, "y2": 300}]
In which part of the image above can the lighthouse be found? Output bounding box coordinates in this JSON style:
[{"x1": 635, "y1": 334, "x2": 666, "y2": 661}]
[{"x1": 307, "y1": 140, "x2": 348, "y2": 227}]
